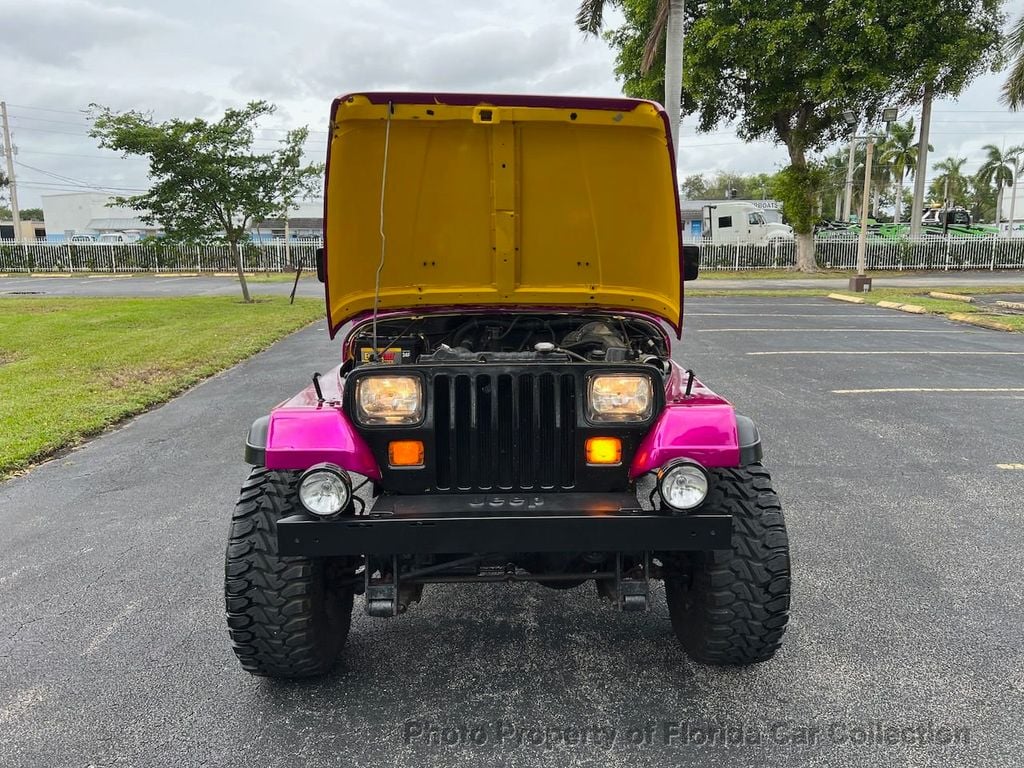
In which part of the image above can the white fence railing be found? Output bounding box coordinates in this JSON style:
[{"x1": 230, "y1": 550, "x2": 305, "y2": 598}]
[
  {"x1": 2, "y1": 236, "x2": 1024, "y2": 273},
  {"x1": 0, "y1": 240, "x2": 322, "y2": 273}
]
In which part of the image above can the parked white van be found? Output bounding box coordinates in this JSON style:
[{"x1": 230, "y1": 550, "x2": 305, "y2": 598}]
[{"x1": 702, "y1": 202, "x2": 794, "y2": 245}]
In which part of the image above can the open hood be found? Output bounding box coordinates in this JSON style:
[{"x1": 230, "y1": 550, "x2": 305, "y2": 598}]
[{"x1": 323, "y1": 93, "x2": 683, "y2": 336}]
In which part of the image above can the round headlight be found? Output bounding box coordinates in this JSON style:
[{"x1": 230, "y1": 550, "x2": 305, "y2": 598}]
[
  {"x1": 657, "y1": 461, "x2": 709, "y2": 511},
  {"x1": 298, "y1": 464, "x2": 351, "y2": 518}
]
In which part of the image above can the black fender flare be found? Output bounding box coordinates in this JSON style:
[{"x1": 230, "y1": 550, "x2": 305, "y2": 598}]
[
  {"x1": 244, "y1": 415, "x2": 270, "y2": 466},
  {"x1": 734, "y1": 413, "x2": 763, "y2": 466}
]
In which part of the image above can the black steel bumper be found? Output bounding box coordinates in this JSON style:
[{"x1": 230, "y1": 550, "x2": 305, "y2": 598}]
[{"x1": 276, "y1": 492, "x2": 732, "y2": 556}]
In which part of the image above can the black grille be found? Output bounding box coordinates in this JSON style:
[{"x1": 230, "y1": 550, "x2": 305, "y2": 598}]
[{"x1": 434, "y1": 371, "x2": 577, "y2": 492}]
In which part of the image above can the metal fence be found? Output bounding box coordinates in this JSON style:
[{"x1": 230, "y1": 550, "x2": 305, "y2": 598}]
[
  {"x1": 3, "y1": 236, "x2": 1024, "y2": 273},
  {"x1": 0, "y1": 241, "x2": 321, "y2": 273},
  {"x1": 693, "y1": 235, "x2": 1024, "y2": 271}
]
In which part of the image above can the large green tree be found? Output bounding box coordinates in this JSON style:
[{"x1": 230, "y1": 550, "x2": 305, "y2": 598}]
[
  {"x1": 604, "y1": 0, "x2": 1004, "y2": 270},
  {"x1": 89, "y1": 101, "x2": 322, "y2": 302}
]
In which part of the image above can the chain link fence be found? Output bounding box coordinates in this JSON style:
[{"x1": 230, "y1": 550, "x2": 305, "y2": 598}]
[{"x1": 3, "y1": 237, "x2": 1024, "y2": 273}]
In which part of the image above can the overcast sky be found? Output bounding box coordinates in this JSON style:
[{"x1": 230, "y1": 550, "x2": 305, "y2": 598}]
[{"x1": 3, "y1": 0, "x2": 1024, "y2": 209}]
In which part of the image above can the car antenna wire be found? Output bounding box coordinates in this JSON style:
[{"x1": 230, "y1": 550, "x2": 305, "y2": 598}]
[{"x1": 371, "y1": 100, "x2": 394, "y2": 361}]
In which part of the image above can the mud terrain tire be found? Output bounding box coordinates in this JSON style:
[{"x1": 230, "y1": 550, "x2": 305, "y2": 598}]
[
  {"x1": 665, "y1": 464, "x2": 790, "y2": 664},
  {"x1": 225, "y1": 467, "x2": 354, "y2": 678}
]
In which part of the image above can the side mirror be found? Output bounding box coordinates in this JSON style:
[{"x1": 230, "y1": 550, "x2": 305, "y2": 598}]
[
  {"x1": 315, "y1": 247, "x2": 325, "y2": 283},
  {"x1": 682, "y1": 245, "x2": 700, "y2": 281}
]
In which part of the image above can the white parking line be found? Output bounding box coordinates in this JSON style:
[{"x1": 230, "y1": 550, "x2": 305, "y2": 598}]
[
  {"x1": 699, "y1": 328, "x2": 955, "y2": 333},
  {"x1": 687, "y1": 313, "x2": 912, "y2": 317},
  {"x1": 747, "y1": 351, "x2": 1024, "y2": 356},
  {"x1": 833, "y1": 387, "x2": 1024, "y2": 394},
  {"x1": 997, "y1": 464, "x2": 1024, "y2": 470}
]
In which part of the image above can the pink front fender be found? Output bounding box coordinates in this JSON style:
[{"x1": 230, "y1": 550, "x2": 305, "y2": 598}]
[
  {"x1": 629, "y1": 404, "x2": 740, "y2": 478},
  {"x1": 628, "y1": 363, "x2": 741, "y2": 478},
  {"x1": 264, "y1": 406, "x2": 382, "y2": 481}
]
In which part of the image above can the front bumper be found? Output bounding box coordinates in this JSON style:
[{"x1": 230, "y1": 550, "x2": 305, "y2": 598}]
[{"x1": 276, "y1": 492, "x2": 731, "y2": 556}]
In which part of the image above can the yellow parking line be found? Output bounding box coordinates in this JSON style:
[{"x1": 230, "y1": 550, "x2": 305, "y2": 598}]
[{"x1": 996, "y1": 464, "x2": 1024, "y2": 470}]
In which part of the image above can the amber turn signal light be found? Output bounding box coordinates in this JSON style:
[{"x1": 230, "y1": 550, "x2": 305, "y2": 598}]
[
  {"x1": 585, "y1": 437, "x2": 622, "y2": 465},
  {"x1": 388, "y1": 440, "x2": 425, "y2": 467}
]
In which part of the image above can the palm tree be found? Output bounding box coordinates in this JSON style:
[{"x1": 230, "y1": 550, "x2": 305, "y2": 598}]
[
  {"x1": 931, "y1": 156, "x2": 968, "y2": 206},
  {"x1": 879, "y1": 120, "x2": 930, "y2": 225},
  {"x1": 977, "y1": 144, "x2": 1019, "y2": 233},
  {"x1": 577, "y1": 0, "x2": 686, "y2": 153},
  {"x1": 1001, "y1": 14, "x2": 1024, "y2": 108}
]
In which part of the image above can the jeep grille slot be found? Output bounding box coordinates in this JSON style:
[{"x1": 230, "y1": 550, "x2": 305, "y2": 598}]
[{"x1": 434, "y1": 371, "x2": 577, "y2": 492}]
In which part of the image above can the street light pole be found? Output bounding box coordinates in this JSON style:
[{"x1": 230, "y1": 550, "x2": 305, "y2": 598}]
[{"x1": 851, "y1": 137, "x2": 875, "y2": 291}]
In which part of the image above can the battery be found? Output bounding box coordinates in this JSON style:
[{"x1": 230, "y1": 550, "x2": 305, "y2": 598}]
[{"x1": 358, "y1": 340, "x2": 419, "y2": 364}]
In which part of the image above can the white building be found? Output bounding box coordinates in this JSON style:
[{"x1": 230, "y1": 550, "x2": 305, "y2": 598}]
[{"x1": 41, "y1": 192, "x2": 160, "y2": 240}]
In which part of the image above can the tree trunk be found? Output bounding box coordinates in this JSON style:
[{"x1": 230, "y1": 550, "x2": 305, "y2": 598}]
[
  {"x1": 910, "y1": 83, "x2": 933, "y2": 238},
  {"x1": 893, "y1": 170, "x2": 903, "y2": 227},
  {"x1": 663, "y1": 0, "x2": 685, "y2": 154},
  {"x1": 871, "y1": 186, "x2": 880, "y2": 221},
  {"x1": 230, "y1": 239, "x2": 253, "y2": 303},
  {"x1": 834, "y1": 191, "x2": 842, "y2": 221},
  {"x1": 786, "y1": 142, "x2": 817, "y2": 272},
  {"x1": 1008, "y1": 167, "x2": 1019, "y2": 238}
]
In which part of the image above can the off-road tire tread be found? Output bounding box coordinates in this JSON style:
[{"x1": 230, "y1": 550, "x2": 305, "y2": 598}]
[
  {"x1": 224, "y1": 467, "x2": 353, "y2": 678},
  {"x1": 665, "y1": 463, "x2": 790, "y2": 665}
]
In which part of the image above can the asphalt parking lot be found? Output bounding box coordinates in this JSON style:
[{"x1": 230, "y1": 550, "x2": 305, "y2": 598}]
[
  {"x1": 2, "y1": 296, "x2": 1023, "y2": 767},
  {"x1": 2, "y1": 270, "x2": 1024, "y2": 298}
]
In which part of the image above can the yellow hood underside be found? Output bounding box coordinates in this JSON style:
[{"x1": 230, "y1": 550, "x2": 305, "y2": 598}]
[{"x1": 324, "y1": 93, "x2": 682, "y2": 333}]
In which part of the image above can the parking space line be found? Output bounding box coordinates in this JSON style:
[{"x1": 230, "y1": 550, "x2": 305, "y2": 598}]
[
  {"x1": 687, "y1": 313, "x2": 915, "y2": 317},
  {"x1": 996, "y1": 464, "x2": 1024, "y2": 470},
  {"x1": 748, "y1": 351, "x2": 1024, "y2": 356},
  {"x1": 833, "y1": 387, "x2": 1024, "y2": 394},
  {"x1": 699, "y1": 328, "x2": 956, "y2": 333}
]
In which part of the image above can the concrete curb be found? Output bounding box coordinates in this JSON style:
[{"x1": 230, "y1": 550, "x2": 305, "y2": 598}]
[
  {"x1": 828, "y1": 293, "x2": 865, "y2": 304},
  {"x1": 929, "y1": 291, "x2": 974, "y2": 302},
  {"x1": 897, "y1": 304, "x2": 927, "y2": 314},
  {"x1": 875, "y1": 300, "x2": 927, "y2": 314},
  {"x1": 948, "y1": 312, "x2": 1015, "y2": 332},
  {"x1": 995, "y1": 300, "x2": 1024, "y2": 310},
  {"x1": 153, "y1": 273, "x2": 200, "y2": 278}
]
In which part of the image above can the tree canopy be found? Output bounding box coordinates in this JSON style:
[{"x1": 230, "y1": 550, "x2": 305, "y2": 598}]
[
  {"x1": 89, "y1": 101, "x2": 322, "y2": 301},
  {"x1": 605, "y1": 0, "x2": 1004, "y2": 269}
]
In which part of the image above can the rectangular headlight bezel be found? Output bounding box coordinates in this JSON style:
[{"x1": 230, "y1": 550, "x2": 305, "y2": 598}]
[
  {"x1": 353, "y1": 374, "x2": 425, "y2": 426},
  {"x1": 586, "y1": 372, "x2": 656, "y2": 424}
]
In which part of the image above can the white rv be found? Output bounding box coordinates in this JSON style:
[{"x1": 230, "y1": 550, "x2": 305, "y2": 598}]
[{"x1": 701, "y1": 202, "x2": 794, "y2": 245}]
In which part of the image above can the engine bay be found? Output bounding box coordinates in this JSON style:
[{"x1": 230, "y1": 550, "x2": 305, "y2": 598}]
[{"x1": 345, "y1": 312, "x2": 671, "y2": 367}]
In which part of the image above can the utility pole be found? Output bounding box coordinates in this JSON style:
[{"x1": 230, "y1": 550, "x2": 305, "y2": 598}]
[
  {"x1": 851, "y1": 138, "x2": 875, "y2": 292},
  {"x1": 909, "y1": 83, "x2": 933, "y2": 239},
  {"x1": 842, "y1": 138, "x2": 856, "y2": 221},
  {"x1": 1, "y1": 101, "x2": 23, "y2": 243}
]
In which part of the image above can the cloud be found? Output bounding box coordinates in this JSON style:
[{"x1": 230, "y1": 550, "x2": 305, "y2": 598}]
[
  {"x1": 0, "y1": 0, "x2": 178, "y2": 67},
  {"x1": 5, "y1": 0, "x2": 1024, "y2": 208}
]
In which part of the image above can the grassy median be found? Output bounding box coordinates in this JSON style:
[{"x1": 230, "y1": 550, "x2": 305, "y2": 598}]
[
  {"x1": 0, "y1": 296, "x2": 325, "y2": 478},
  {"x1": 830, "y1": 287, "x2": 1024, "y2": 332}
]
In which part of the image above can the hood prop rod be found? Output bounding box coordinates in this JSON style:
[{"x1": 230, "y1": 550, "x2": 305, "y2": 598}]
[{"x1": 312, "y1": 371, "x2": 325, "y2": 403}]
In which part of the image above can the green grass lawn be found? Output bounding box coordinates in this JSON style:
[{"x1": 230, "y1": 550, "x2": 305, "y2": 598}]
[{"x1": 0, "y1": 296, "x2": 325, "y2": 477}]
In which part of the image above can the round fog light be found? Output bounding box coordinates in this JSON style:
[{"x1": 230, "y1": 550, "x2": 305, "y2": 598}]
[
  {"x1": 657, "y1": 461, "x2": 709, "y2": 511},
  {"x1": 298, "y1": 463, "x2": 351, "y2": 518}
]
